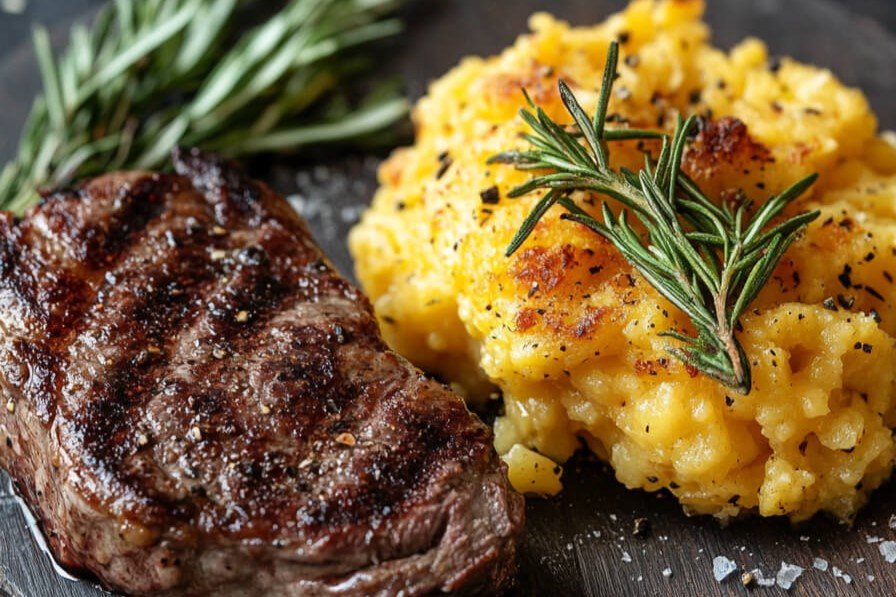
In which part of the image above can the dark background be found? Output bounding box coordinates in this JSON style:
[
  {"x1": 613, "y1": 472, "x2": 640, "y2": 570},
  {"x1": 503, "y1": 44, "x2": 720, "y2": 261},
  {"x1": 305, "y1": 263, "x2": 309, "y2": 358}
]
[
  {"x1": 2, "y1": 0, "x2": 896, "y2": 142},
  {"x1": 2, "y1": 1, "x2": 896, "y2": 596}
]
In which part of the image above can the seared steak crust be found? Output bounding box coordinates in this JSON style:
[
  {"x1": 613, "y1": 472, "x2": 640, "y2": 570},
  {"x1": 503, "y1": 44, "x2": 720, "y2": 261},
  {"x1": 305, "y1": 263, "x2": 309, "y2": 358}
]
[{"x1": 0, "y1": 149, "x2": 523, "y2": 595}]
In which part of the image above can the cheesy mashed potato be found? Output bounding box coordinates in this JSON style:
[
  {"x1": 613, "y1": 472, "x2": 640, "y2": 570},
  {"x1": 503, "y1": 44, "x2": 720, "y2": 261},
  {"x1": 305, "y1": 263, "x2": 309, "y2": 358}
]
[{"x1": 349, "y1": 0, "x2": 896, "y2": 520}]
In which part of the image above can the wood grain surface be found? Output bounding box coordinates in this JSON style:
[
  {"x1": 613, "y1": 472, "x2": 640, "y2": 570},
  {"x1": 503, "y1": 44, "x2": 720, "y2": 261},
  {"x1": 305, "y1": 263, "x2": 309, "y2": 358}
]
[{"x1": 2, "y1": 1, "x2": 896, "y2": 595}]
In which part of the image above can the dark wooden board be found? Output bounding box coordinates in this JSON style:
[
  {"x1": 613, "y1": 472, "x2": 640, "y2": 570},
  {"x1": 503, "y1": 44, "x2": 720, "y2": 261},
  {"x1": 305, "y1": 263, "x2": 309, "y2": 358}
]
[{"x1": 2, "y1": 1, "x2": 896, "y2": 595}]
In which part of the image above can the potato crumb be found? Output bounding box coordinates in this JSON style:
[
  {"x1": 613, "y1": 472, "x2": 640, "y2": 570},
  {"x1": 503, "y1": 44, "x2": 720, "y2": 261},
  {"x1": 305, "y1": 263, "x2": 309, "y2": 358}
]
[
  {"x1": 501, "y1": 444, "x2": 562, "y2": 496},
  {"x1": 336, "y1": 432, "x2": 357, "y2": 446}
]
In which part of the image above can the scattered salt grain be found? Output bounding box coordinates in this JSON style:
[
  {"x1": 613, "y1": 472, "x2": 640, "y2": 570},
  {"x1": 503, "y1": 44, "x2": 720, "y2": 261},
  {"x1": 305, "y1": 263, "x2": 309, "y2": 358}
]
[
  {"x1": 868, "y1": 574, "x2": 876, "y2": 582},
  {"x1": 879, "y1": 540, "x2": 896, "y2": 563},
  {"x1": 812, "y1": 558, "x2": 829, "y2": 572},
  {"x1": 609, "y1": 514, "x2": 618, "y2": 522},
  {"x1": 866, "y1": 535, "x2": 883, "y2": 544},
  {"x1": 775, "y1": 562, "x2": 803, "y2": 590},
  {"x1": 621, "y1": 550, "x2": 632, "y2": 563},
  {"x1": 799, "y1": 535, "x2": 810, "y2": 542},
  {"x1": 889, "y1": 514, "x2": 896, "y2": 530},
  {"x1": 748, "y1": 568, "x2": 776, "y2": 587},
  {"x1": 1, "y1": 0, "x2": 27, "y2": 14},
  {"x1": 855, "y1": 557, "x2": 865, "y2": 564},
  {"x1": 832, "y1": 566, "x2": 852, "y2": 584},
  {"x1": 662, "y1": 567, "x2": 673, "y2": 578},
  {"x1": 339, "y1": 205, "x2": 364, "y2": 225},
  {"x1": 712, "y1": 556, "x2": 737, "y2": 582}
]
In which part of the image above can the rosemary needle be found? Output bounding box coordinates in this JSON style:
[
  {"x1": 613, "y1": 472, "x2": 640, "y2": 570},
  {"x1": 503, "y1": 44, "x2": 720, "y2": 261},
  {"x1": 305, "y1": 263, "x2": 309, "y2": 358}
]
[
  {"x1": 490, "y1": 41, "x2": 820, "y2": 394},
  {"x1": 0, "y1": 0, "x2": 409, "y2": 214}
]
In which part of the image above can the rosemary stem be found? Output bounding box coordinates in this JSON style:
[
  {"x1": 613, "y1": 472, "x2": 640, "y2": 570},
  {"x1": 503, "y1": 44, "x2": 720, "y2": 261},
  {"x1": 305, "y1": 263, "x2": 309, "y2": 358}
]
[
  {"x1": 495, "y1": 40, "x2": 818, "y2": 394},
  {"x1": 1, "y1": 0, "x2": 410, "y2": 213}
]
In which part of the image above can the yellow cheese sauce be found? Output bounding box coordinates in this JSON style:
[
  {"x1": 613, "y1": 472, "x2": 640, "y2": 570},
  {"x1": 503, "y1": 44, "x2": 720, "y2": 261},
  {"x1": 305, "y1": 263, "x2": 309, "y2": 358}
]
[{"x1": 349, "y1": 0, "x2": 896, "y2": 520}]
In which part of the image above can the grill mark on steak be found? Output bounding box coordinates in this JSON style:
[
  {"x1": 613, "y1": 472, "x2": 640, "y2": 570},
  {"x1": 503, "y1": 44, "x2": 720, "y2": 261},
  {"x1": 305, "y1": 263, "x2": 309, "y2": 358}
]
[{"x1": 0, "y1": 149, "x2": 523, "y2": 595}]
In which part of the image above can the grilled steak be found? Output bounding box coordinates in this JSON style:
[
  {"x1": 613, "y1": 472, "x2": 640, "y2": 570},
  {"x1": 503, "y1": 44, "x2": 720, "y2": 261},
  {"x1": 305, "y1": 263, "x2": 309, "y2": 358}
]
[{"x1": 0, "y1": 149, "x2": 524, "y2": 595}]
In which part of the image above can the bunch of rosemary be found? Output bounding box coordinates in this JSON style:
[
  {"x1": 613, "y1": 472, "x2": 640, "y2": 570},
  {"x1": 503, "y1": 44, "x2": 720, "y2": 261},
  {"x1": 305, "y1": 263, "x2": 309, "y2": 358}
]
[
  {"x1": 492, "y1": 41, "x2": 820, "y2": 394},
  {"x1": 0, "y1": 0, "x2": 409, "y2": 214}
]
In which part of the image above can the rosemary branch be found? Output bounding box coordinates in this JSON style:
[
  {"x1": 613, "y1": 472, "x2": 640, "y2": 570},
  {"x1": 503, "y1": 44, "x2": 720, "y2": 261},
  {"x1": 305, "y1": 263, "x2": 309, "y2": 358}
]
[
  {"x1": 0, "y1": 0, "x2": 410, "y2": 214},
  {"x1": 490, "y1": 41, "x2": 820, "y2": 394}
]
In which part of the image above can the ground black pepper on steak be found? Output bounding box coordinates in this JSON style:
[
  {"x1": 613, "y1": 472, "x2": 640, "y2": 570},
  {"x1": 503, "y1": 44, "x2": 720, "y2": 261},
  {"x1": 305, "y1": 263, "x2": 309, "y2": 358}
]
[{"x1": 0, "y1": 148, "x2": 524, "y2": 596}]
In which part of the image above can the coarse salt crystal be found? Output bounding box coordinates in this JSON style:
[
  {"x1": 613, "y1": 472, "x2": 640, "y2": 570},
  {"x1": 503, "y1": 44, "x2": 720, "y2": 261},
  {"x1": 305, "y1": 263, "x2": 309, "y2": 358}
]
[
  {"x1": 866, "y1": 535, "x2": 883, "y2": 544},
  {"x1": 776, "y1": 562, "x2": 803, "y2": 590},
  {"x1": 712, "y1": 556, "x2": 737, "y2": 582},
  {"x1": 879, "y1": 540, "x2": 896, "y2": 564},
  {"x1": 662, "y1": 567, "x2": 673, "y2": 578},
  {"x1": 812, "y1": 558, "x2": 828, "y2": 572},
  {"x1": 621, "y1": 550, "x2": 632, "y2": 563},
  {"x1": 889, "y1": 514, "x2": 896, "y2": 530}
]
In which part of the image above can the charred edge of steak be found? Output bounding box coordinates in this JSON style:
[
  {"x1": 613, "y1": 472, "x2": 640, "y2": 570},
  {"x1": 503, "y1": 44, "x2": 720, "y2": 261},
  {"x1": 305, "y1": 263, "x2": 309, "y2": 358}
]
[{"x1": 0, "y1": 148, "x2": 524, "y2": 596}]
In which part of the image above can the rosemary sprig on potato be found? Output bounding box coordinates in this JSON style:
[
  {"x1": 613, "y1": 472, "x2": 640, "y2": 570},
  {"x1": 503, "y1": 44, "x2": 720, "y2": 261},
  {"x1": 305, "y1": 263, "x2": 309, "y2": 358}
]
[{"x1": 492, "y1": 41, "x2": 820, "y2": 394}]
